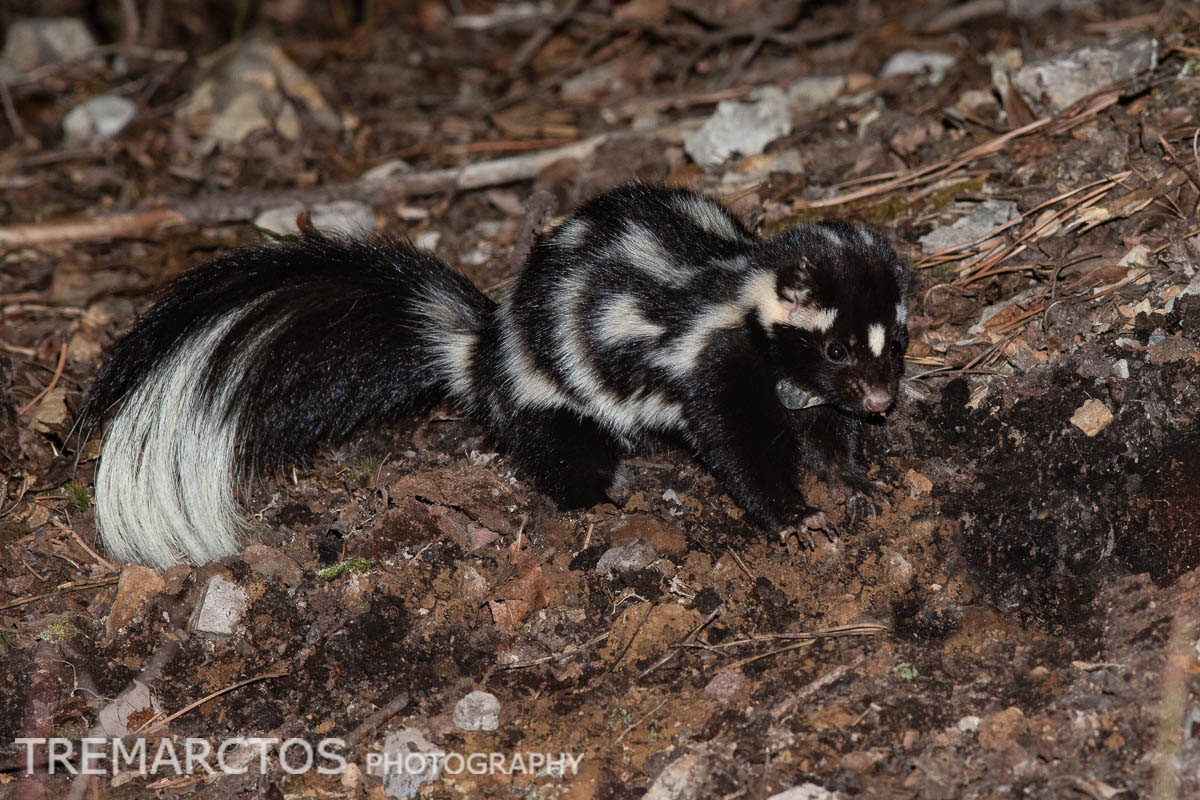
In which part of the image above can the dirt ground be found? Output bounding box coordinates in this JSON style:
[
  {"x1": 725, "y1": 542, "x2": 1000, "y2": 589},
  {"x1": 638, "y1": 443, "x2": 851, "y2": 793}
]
[{"x1": 3, "y1": 1, "x2": 1200, "y2": 798}]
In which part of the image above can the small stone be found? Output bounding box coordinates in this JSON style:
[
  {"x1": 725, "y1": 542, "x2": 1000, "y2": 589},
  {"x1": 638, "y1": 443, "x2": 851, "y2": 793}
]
[
  {"x1": 642, "y1": 752, "x2": 710, "y2": 800},
  {"x1": 879, "y1": 51, "x2": 956, "y2": 80},
  {"x1": 98, "y1": 681, "x2": 161, "y2": 737},
  {"x1": 62, "y1": 95, "x2": 136, "y2": 145},
  {"x1": 2, "y1": 17, "x2": 97, "y2": 72},
  {"x1": 189, "y1": 575, "x2": 248, "y2": 636},
  {"x1": 958, "y1": 715, "x2": 981, "y2": 732},
  {"x1": 105, "y1": 565, "x2": 166, "y2": 639},
  {"x1": 1112, "y1": 359, "x2": 1130, "y2": 379},
  {"x1": 453, "y1": 690, "x2": 500, "y2": 731},
  {"x1": 1069, "y1": 399, "x2": 1113, "y2": 437},
  {"x1": 919, "y1": 200, "x2": 1018, "y2": 254},
  {"x1": 370, "y1": 728, "x2": 444, "y2": 800},
  {"x1": 685, "y1": 86, "x2": 792, "y2": 169},
  {"x1": 703, "y1": 668, "x2": 745, "y2": 703},
  {"x1": 904, "y1": 469, "x2": 933, "y2": 497},
  {"x1": 839, "y1": 749, "x2": 884, "y2": 774},
  {"x1": 596, "y1": 539, "x2": 657, "y2": 578},
  {"x1": 254, "y1": 200, "x2": 377, "y2": 237},
  {"x1": 978, "y1": 706, "x2": 1027, "y2": 750},
  {"x1": 787, "y1": 76, "x2": 846, "y2": 112},
  {"x1": 242, "y1": 544, "x2": 304, "y2": 586},
  {"x1": 413, "y1": 231, "x2": 441, "y2": 251},
  {"x1": 1011, "y1": 38, "x2": 1156, "y2": 114},
  {"x1": 340, "y1": 762, "x2": 362, "y2": 789},
  {"x1": 768, "y1": 783, "x2": 841, "y2": 800}
]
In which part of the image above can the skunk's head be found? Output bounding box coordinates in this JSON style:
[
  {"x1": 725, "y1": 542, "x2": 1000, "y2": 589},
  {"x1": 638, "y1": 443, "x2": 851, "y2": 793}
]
[{"x1": 760, "y1": 222, "x2": 910, "y2": 419}]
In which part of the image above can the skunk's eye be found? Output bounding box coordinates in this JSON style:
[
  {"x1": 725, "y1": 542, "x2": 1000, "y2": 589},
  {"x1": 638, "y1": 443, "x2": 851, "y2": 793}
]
[
  {"x1": 890, "y1": 337, "x2": 906, "y2": 356},
  {"x1": 825, "y1": 341, "x2": 848, "y2": 363}
]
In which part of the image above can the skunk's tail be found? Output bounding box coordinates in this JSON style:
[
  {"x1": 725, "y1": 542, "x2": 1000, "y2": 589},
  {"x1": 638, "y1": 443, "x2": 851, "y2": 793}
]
[{"x1": 81, "y1": 236, "x2": 494, "y2": 568}]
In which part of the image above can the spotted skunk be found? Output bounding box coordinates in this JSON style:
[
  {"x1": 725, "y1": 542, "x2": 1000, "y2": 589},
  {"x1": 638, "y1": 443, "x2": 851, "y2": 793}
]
[{"x1": 81, "y1": 183, "x2": 910, "y2": 568}]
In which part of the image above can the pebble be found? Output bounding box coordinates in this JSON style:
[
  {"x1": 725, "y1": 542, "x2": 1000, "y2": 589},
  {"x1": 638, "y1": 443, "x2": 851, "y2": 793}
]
[
  {"x1": 703, "y1": 668, "x2": 745, "y2": 703},
  {"x1": 371, "y1": 728, "x2": 444, "y2": 800},
  {"x1": 879, "y1": 50, "x2": 956, "y2": 81},
  {"x1": 642, "y1": 752, "x2": 710, "y2": 800},
  {"x1": 453, "y1": 690, "x2": 500, "y2": 731},
  {"x1": 768, "y1": 784, "x2": 841, "y2": 800},
  {"x1": 105, "y1": 565, "x2": 166, "y2": 638},
  {"x1": 596, "y1": 539, "x2": 657, "y2": 578},
  {"x1": 242, "y1": 544, "x2": 304, "y2": 586},
  {"x1": 189, "y1": 575, "x2": 248, "y2": 636},
  {"x1": 787, "y1": 76, "x2": 846, "y2": 112},
  {"x1": 1069, "y1": 399, "x2": 1113, "y2": 437},
  {"x1": 919, "y1": 200, "x2": 1018, "y2": 255},
  {"x1": 685, "y1": 86, "x2": 792, "y2": 169},
  {"x1": 2, "y1": 17, "x2": 96, "y2": 73},
  {"x1": 254, "y1": 200, "x2": 377, "y2": 237},
  {"x1": 1011, "y1": 38, "x2": 1156, "y2": 113},
  {"x1": 63, "y1": 95, "x2": 137, "y2": 145}
]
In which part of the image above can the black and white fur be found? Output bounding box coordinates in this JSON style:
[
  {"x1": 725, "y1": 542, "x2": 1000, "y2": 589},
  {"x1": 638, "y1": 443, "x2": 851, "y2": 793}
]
[{"x1": 82, "y1": 183, "x2": 910, "y2": 567}]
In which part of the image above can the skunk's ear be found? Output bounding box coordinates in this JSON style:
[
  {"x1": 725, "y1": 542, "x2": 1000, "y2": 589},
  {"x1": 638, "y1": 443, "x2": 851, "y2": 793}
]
[{"x1": 777, "y1": 276, "x2": 837, "y2": 332}]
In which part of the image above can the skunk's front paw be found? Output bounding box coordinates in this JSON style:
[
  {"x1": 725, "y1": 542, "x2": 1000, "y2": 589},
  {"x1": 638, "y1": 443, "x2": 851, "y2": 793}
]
[{"x1": 778, "y1": 508, "x2": 837, "y2": 549}]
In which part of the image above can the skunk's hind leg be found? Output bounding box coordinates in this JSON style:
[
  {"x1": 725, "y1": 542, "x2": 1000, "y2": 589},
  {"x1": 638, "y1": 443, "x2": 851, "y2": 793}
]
[{"x1": 502, "y1": 408, "x2": 622, "y2": 509}]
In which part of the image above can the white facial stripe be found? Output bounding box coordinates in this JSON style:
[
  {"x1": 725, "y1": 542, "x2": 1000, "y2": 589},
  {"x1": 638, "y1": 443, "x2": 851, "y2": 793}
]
[
  {"x1": 895, "y1": 302, "x2": 908, "y2": 325},
  {"x1": 868, "y1": 323, "x2": 886, "y2": 357},
  {"x1": 595, "y1": 295, "x2": 666, "y2": 346},
  {"x1": 791, "y1": 306, "x2": 838, "y2": 332},
  {"x1": 555, "y1": 218, "x2": 590, "y2": 249},
  {"x1": 672, "y1": 194, "x2": 746, "y2": 241}
]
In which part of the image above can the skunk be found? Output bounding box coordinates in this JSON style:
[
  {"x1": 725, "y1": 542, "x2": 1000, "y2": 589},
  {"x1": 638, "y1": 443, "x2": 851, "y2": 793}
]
[{"x1": 81, "y1": 183, "x2": 910, "y2": 568}]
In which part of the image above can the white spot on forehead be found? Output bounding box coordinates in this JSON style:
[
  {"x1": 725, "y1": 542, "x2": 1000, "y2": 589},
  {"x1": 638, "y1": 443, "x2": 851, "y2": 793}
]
[
  {"x1": 792, "y1": 306, "x2": 838, "y2": 333},
  {"x1": 672, "y1": 194, "x2": 745, "y2": 241},
  {"x1": 895, "y1": 302, "x2": 908, "y2": 325},
  {"x1": 867, "y1": 323, "x2": 886, "y2": 357},
  {"x1": 617, "y1": 222, "x2": 691, "y2": 284},
  {"x1": 594, "y1": 295, "x2": 666, "y2": 346},
  {"x1": 554, "y1": 218, "x2": 590, "y2": 249}
]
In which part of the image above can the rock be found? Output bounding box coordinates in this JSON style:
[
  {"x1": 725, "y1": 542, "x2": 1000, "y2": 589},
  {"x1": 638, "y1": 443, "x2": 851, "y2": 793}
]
[
  {"x1": 1112, "y1": 359, "x2": 1130, "y2": 379},
  {"x1": 768, "y1": 784, "x2": 841, "y2": 800},
  {"x1": 703, "y1": 669, "x2": 745, "y2": 703},
  {"x1": 1011, "y1": 38, "x2": 1156, "y2": 114},
  {"x1": 1069, "y1": 399, "x2": 1113, "y2": 437},
  {"x1": 978, "y1": 706, "x2": 1027, "y2": 750},
  {"x1": 904, "y1": 468, "x2": 933, "y2": 497},
  {"x1": 596, "y1": 539, "x2": 657, "y2": 578},
  {"x1": 242, "y1": 544, "x2": 304, "y2": 586},
  {"x1": 254, "y1": 200, "x2": 377, "y2": 237},
  {"x1": 787, "y1": 76, "x2": 846, "y2": 112},
  {"x1": 177, "y1": 37, "x2": 341, "y2": 151},
  {"x1": 839, "y1": 749, "x2": 885, "y2": 774},
  {"x1": 919, "y1": 200, "x2": 1018, "y2": 254},
  {"x1": 642, "y1": 752, "x2": 710, "y2": 800},
  {"x1": 105, "y1": 565, "x2": 166, "y2": 639},
  {"x1": 453, "y1": 690, "x2": 500, "y2": 731},
  {"x1": 97, "y1": 681, "x2": 162, "y2": 737},
  {"x1": 189, "y1": 575, "x2": 248, "y2": 636},
  {"x1": 370, "y1": 728, "x2": 444, "y2": 800},
  {"x1": 413, "y1": 231, "x2": 441, "y2": 251},
  {"x1": 958, "y1": 715, "x2": 981, "y2": 732},
  {"x1": 62, "y1": 95, "x2": 137, "y2": 145},
  {"x1": 2, "y1": 17, "x2": 97, "y2": 73},
  {"x1": 879, "y1": 51, "x2": 956, "y2": 80},
  {"x1": 606, "y1": 515, "x2": 687, "y2": 557},
  {"x1": 685, "y1": 86, "x2": 792, "y2": 169}
]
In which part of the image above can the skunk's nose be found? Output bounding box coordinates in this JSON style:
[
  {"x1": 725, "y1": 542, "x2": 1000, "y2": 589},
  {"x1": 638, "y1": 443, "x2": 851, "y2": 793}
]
[{"x1": 863, "y1": 390, "x2": 893, "y2": 413}]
